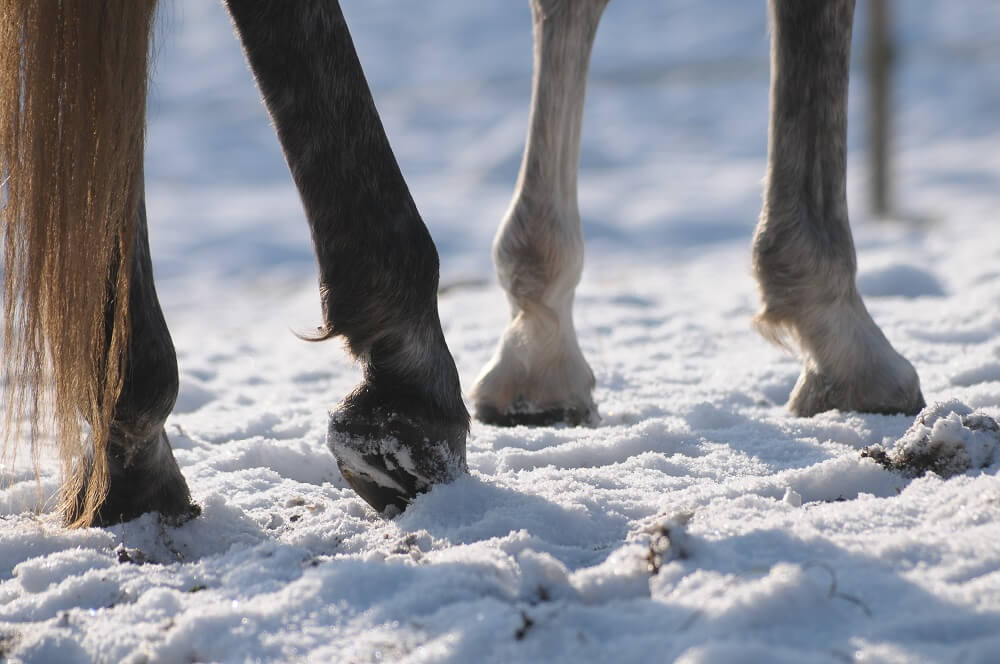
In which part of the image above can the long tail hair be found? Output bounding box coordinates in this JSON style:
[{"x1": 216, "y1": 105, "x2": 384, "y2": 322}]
[{"x1": 1, "y1": 0, "x2": 158, "y2": 527}]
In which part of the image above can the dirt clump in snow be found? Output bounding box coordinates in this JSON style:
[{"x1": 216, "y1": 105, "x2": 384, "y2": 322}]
[{"x1": 863, "y1": 400, "x2": 1000, "y2": 478}]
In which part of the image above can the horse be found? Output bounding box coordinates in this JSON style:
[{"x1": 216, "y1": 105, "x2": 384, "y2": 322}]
[{"x1": 0, "y1": 0, "x2": 924, "y2": 529}]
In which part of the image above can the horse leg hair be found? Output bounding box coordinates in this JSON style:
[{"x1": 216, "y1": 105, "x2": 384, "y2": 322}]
[
  {"x1": 753, "y1": 0, "x2": 924, "y2": 415},
  {"x1": 0, "y1": 0, "x2": 202, "y2": 527},
  {"x1": 224, "y1": 0, "x2": 469, "y2": 514},
  {"x1": 471, "y1": 0, "x2": 608, "y2": 427}
]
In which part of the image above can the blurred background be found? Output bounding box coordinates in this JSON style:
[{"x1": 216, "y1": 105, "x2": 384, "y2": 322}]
[{"x1": 143, "y1": 0, "x2": 1000, "y2": 314}]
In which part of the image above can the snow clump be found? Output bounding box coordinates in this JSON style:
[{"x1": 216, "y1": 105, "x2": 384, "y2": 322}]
[{"x1": 862, "y1": 400, "x2": 1000, "y2": 478}]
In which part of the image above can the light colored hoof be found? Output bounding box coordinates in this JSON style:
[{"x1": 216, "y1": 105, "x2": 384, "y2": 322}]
[
  {"x1": 471, "y1": 328, "x2": 598, "y2": 427},
  {"x1": 758, "y1": 293, "x2": 925, "y2": 417},
  {"x1": 788, "y1": 355, "x2": 925, "y2": 417}
]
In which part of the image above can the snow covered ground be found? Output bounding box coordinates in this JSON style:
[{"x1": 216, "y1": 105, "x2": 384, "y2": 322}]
[{"x1": 3, "y1": 1, "x2": 1000, "y2": 661}]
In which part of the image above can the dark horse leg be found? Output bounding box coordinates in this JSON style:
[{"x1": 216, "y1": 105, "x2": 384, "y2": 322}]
[
  {"x1": 224, "y1": 1, "x2": 469, "y2": 513},
  {"x1": 67, "y1": 188, "x2": 198, "y2": 526},
  {"x1": 471, "y1": 0, "x2": 607, "y2": 427},
  {"x1": 753, "y1": 0, "x2": 924, "y2": 416}
]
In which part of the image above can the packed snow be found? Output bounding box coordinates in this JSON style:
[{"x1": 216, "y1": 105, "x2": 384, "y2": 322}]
[{"x1": 3, "y1": 1, "x2": 1000, "y2": 662}]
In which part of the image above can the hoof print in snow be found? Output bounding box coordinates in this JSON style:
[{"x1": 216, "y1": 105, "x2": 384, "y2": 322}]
[
  {"x1": 328, "y1": 391, "x2": 467, "y2": 515},
  {"x1": 862, "y1": 400, "x2": 1000, "y2": 478}
]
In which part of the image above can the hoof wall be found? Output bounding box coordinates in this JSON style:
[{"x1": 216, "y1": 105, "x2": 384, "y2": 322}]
[
  {"x1": 328, "y1": 396, "x2": 467, "y2": 515},
  {"x1": 68, "y1": 430, "x2": 198, "y2": 528},
  {"x1": 475, "y1": 403, "x2": 599, "y2": 428},
  {"x1": 336, "y1": 457, "x2": 422, "y2": 515},
  {"x1": 789, "y1": 367, "x2": 925, "y2": 417},
  {"x1": 88, "y1": 481, "x2": 200, "y2": 528}
]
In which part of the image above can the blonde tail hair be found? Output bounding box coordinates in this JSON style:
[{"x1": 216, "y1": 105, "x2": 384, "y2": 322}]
[{"x1": 1, "y1": 0, "x2": 158, "y2": 527}]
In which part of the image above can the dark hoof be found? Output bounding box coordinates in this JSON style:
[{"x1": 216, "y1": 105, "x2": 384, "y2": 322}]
[
  {"x1": 67, "y1": 430, "x2": 199, "y2": 527},
  {"x1": 94, "y1": 492, "x2": 201, "y2": 528},
  {"x1": 475, "y1": 402, "x2": 599, "y2": 428},
  {"x1": 335, "y1": 459, "x2": 421, "y2": 516},
  {"x1": 328, "y1": 384, "x2": 468, "y2": 515}
]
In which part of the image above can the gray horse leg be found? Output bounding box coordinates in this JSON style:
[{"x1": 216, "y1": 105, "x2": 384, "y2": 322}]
[
  {"x1": 68, "y1": 191, "x2": 198, "y2": 526},
  {"x1": 753, "y1": 0, "x2": 924, "y2": 416},
  {"x1": 224, "y1": 1, "x2": 468, "y2": 513},
  {"x1": 471, "y1": 0, "x2": 608, "y2": 427}
]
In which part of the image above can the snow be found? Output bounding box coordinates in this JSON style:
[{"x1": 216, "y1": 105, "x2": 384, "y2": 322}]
[
  {"x1": 3, "y1": 1, "x2": 1000, "y2": 662},
  {"x1": 864, "y1": 400, "x2": 1000, "y2": 478}
]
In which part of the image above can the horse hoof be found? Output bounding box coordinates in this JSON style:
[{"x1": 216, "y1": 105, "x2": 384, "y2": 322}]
[
  {"x1": 475, "y1": 401, "x2": 599, "y2": 427},
  {"x1": 789, "y1": 363, "x2": 925, "y2": 417},
  {"x1": 68, "y1": 430, "x2": 199, "y2": 527},
  {"x1": 471, "y1": 334, "x2": 599, "y2": 428},
  {"x1": 89, "y1": 488, "x2": 200, "y2": 528},
  {"x1": 328, "y1": 384, "x2": 468, "y2": 515}
]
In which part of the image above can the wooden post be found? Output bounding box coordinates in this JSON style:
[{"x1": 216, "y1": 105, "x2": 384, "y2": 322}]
[{"x1": 867, "y1": 0, "x2": 893, "y2": 218}]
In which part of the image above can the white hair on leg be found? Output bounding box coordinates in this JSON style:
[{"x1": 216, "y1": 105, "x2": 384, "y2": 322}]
[
  {"x1": 471, "y1": 0, "x2": 608, "y2": 426},
  {"x1": 753, "y1": 0, "x2": 923, "y2": 416}
]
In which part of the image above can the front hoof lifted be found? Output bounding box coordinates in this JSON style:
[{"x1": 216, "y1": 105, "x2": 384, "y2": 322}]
[{"x1": 327, "y1": 388, "x2": 468, "y2": 515}]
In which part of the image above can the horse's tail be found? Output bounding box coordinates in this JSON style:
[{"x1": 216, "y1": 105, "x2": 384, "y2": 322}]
[{"x1": 1, "y1": 0, "x2": 158, "y2": 527}]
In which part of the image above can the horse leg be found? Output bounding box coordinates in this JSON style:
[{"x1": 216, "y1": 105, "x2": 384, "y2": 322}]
[
  {"x1": 67, "y1": 190, "x2": 198, "y2": 526},
  {"x1": 224, "y1": 1, "x2": 469, "y2": 514},
  {"x1": 471, "y1": 0, "x2": 608, "y2": 427},
  {"x1": 0, "y1": 0, "x2": 195, "y2": 527},
  {"x1": 753, "y1": 0, "x2": 925, "y2": 416}
]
